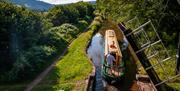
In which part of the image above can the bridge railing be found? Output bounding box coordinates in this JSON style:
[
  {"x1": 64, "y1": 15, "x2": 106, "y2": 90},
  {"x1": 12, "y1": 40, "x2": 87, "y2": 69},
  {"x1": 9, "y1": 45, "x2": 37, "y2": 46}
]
[{"x1": 124, "y1": 17, "x2": 180, "y2": 89}]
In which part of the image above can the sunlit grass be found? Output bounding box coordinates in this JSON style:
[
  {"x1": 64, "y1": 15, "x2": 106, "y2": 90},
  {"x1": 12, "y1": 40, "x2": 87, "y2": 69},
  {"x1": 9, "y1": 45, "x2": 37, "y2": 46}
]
[
  {"x1": 32, "y1": 30, "x2": 94, "y2": 91},
  {"x1": 168, "y1": 82, "x2": 180, "y2": 90},
  {"x1": 55, "y1": 31, "x2": 93, "y2": 81}
]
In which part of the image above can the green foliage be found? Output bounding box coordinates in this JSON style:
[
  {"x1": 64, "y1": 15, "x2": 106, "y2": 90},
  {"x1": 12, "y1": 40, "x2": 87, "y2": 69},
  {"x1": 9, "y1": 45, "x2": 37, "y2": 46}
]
[
  {"x1": 47, "y1": 2, "x2": 95, "y2": 26},
  {"x1": 55, "y1": 83, "x2": 75, "y2": 91},
  {"x1": 32, "y1": 17, "x2": 102, "y2": 91},
  {"x1": 49, "y1": 23, "x2": 80, "y2": 42},
  {"x1": 97, "y1": 0, "x2": 179, "y2": 47},
  {"x1": 72, "y1": 2, "x2": 95, "y2": 21},
  {"x1": 0, "y1": 1, "x2": 95, "y2": 84},
  {"x1": 77, "y1": 20, "x2": 89, "y2": 31},
  {"x1": 0, "y1": 1, "x2": 45, "y2": 81},
  {"x1": 0, "y1": 84, "x2": 25, "y2": 91},
  {"x1": 168, "y1": 83, "x2": 180, "y2": 90},
  {"x1": 47, "y1": 5, "x2": 79, "y2": 26}
]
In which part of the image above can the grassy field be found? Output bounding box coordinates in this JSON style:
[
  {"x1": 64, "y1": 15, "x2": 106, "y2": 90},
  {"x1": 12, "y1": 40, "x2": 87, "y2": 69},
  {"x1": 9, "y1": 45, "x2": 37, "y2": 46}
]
[
  {"x1": 31, "y1": 17, "x2": 102, "y2": 91},
  {"x1": 32, "y1": 31, "x2": 93, "y2": 91}
]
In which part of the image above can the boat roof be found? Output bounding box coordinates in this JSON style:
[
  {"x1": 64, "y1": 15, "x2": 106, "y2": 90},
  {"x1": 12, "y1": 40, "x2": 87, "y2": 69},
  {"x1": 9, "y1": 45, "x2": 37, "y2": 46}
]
[{"x1": 105, "y1": 30, "x2": 122, "y2": 57}]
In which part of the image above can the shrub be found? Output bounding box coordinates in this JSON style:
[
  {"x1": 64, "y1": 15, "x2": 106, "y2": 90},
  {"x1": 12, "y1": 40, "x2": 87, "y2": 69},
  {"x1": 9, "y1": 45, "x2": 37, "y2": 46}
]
[
  {"x1": 77, "y1": 20, "x2": 88, "y2": 31},
  {"x1": 49, "y1": 23, "x2": 80, "y2": 42}
]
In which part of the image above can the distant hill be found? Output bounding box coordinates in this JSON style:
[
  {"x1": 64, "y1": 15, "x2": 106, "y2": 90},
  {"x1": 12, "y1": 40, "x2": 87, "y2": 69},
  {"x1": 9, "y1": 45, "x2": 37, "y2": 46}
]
[
  {"x1": 9, "y1": 0, "x2": 96, "y2": 11},
  {"x1": 10, "y1": 0, "x2": 54, "y2": 11},
  {"x1": 89, "y1": 1, "x2": 96, "y2": 4}
]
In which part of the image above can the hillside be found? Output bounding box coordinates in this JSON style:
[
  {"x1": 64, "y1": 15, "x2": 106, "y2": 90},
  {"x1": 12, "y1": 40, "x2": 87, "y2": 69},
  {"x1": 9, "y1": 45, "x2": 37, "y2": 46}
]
[
  {"x1": 9, "y1": 0, "x2": 96, "y2": 11},
  {"x1": 10, "y1": 0, "x2": 53, "y2": 10}
]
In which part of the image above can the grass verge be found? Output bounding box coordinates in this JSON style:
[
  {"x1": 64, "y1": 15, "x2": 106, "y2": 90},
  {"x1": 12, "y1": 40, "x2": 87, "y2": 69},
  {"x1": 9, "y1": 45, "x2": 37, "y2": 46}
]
[
  {"x1": 32, "y1": 31, "x2": 93, "y2": 91},
  {"x1": 32, "y1": 17, "x2": 102, "y2": 91}
]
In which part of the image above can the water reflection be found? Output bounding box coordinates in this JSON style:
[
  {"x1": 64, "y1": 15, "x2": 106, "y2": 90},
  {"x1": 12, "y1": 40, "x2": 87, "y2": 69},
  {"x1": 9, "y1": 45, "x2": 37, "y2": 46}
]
[
  {"x1": 87, "y1": 33, "x2": 104, "y2": 67},
  {"x1": 87, "y1": 33, "x2": 105, "y2": 91}
]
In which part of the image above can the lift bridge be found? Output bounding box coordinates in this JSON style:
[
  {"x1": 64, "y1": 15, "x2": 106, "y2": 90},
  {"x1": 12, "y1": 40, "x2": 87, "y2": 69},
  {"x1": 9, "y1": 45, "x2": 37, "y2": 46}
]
[{"x1": 121, "y1": 17, "x2": 180, "y2": 91}]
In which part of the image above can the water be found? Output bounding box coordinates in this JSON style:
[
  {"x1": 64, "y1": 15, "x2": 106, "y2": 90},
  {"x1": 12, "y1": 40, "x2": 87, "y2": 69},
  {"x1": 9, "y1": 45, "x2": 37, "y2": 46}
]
[{"x1": 87, "y1": 33, "x2": 105, "y2": 91}]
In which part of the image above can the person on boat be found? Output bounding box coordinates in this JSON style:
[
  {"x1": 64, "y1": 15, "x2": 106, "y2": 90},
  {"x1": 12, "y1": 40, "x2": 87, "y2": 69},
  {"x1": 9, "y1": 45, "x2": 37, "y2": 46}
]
[
  {"x1": 110, "y1": 41, "x2": 117, "y2": 49},
  {"x1": 106, "y1": 52, "x2": 116, "y2": 74}
]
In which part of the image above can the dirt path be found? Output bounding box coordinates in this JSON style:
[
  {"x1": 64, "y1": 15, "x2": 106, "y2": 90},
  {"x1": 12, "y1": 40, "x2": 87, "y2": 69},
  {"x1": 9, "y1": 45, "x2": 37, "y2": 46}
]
[
  {"x1": 24, "y1": 48, "x2": 68, "y2": 91},
  {"x1": 23, "y1": 29, "x2": 88, "y2": 91}
]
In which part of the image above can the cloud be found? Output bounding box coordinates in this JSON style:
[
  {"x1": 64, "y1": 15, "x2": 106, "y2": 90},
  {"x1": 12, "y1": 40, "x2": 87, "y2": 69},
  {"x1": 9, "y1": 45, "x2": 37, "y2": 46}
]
[{"x1": 38, "y1": 0, "x2": 96, "y2": 4}]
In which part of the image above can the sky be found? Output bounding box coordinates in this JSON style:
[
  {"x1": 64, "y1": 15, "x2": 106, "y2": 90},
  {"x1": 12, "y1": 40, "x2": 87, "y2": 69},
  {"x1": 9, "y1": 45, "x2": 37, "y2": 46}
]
[{"x1": 38, "y1": 0, "x2": 96, "y2": 4}]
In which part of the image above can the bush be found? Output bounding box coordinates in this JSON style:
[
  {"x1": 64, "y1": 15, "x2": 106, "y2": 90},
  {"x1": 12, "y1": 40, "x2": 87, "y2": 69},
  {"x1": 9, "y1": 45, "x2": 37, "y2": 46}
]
[
  {"x1": 77, "y1": 20, "x2": 88, "y2": 31},
  {"x1": 49, "y1": 23, "x2": 80, "y2": 42},
  {"x1": 47, "y1": 2, "x2": 95, "y2": 26}
]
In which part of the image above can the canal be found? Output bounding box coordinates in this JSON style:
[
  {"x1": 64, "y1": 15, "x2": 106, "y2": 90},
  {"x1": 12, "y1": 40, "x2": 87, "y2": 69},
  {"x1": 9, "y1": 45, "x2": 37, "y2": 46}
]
[
  {"x1": 87, "y1": 32, "x2": 155, "y2": 91},
  {"x1": 87, "y1": 33, "x2": 105, "y2": 91}
]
